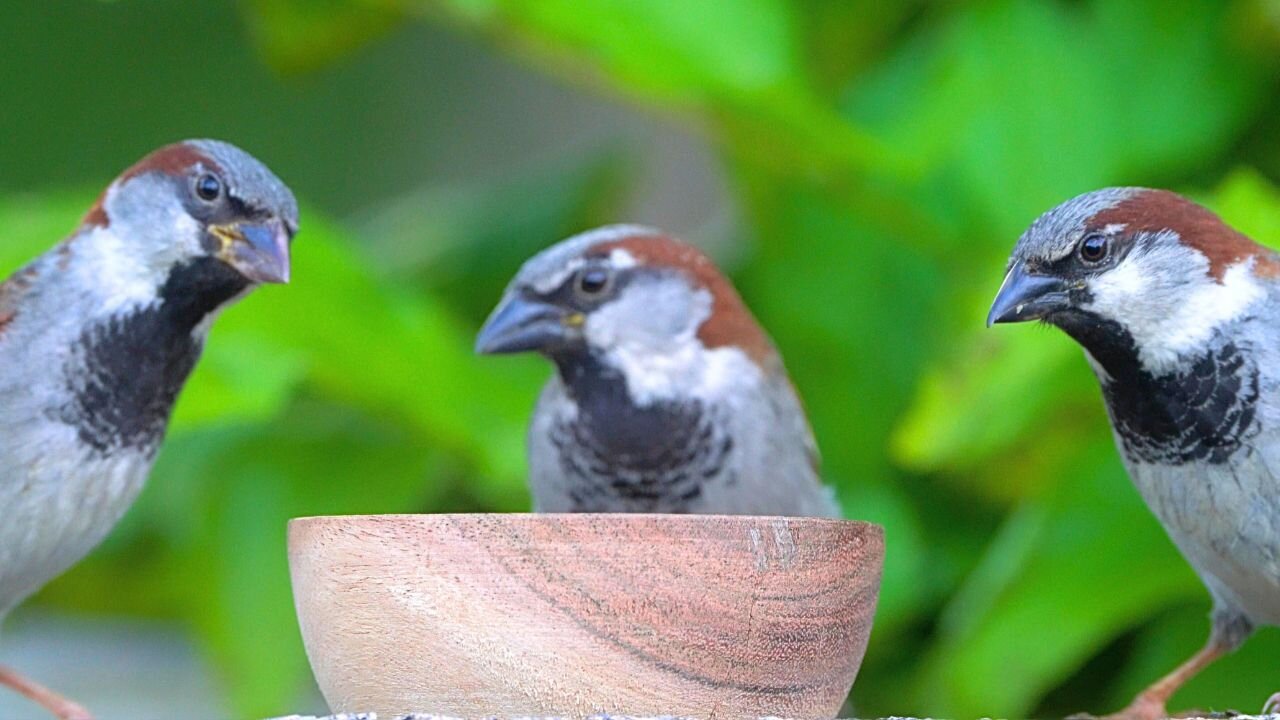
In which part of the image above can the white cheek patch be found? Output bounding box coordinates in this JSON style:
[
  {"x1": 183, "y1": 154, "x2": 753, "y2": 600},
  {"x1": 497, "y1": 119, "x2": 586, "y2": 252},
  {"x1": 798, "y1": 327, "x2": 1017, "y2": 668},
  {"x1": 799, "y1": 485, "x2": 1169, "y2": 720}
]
[
  {"x1": 171, "y1": 212, "x2": 203, "y2": 256},
  {"x1": 605, "y1": 340, "x2": 702, "y2": 404},
  {"x1": 1089, "y1": 255, "x2": 1265, "y2": 374},
  {"x1": 697, "y1": 345, "x2": 766, "y2": 400},
  {"x1": 607, "y1": 344, "x2": 765, "y2": 406},
  {"x1": 72, "y1": 226, "x2": 166, "y2": 314},
  {"x1": 1090, "y1": 255, "x2": 1149, "y2": 299},
  {"x1": 84, "y1": 177, "x2": 207, "y2": 313},
  {"x1": 586, "y1": 284, "x2": 763, "y2": 405}
]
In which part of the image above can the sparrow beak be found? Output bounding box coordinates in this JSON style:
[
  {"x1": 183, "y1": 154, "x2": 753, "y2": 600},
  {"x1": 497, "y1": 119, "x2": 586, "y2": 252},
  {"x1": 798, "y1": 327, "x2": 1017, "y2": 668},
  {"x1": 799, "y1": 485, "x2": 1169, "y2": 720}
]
[
  {"x1": 987, "y1": 262, "x2": 1071, "y2": 326},
  {"x1": 476, "y1": 294, "x2": 581, "y2": 355},
  {"x1": 211, "y1": 219, "x2": 292, "y2": 284}
]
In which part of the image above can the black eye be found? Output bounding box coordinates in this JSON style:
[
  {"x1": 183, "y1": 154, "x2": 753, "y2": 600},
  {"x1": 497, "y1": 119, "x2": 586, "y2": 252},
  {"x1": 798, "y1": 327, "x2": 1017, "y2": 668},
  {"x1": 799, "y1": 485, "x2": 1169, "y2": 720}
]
[
  {"x1": 1079, "y1": 233, "x2": 1108, "y2": 263},
  {"x1": 576, "y1": 266, "x2": 611, "y2": 296},
  {"x1": 195, "y1": 173, "x2": 222, "y2": 202}
]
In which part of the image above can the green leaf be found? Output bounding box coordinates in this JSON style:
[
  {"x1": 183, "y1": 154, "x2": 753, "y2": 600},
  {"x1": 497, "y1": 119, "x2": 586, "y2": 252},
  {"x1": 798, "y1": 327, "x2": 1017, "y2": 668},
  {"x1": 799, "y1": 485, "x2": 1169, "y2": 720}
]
[
  {"x1": 0, "y1": 192, "x2": 94, "y2": 269},
  {"x1": 201, "y1": 462, "x2": 305, "y2": 715},
  {"x1": 172, "y1": 333, "x2": 310, "y2": 428},
  {"x1": 240, "y1": 0, "x2": 406, "y2": 74},
  {"x1": 846, "y1": 0, "x2": 1268, "y2": 238},
  {"x1": 913, "y1": 440, "x2": 1201, "y2": 718},
  {"x1": 892, "y1": 330, "x2": 1084, "y2": 473},
  {"x1": 412, "y1": 0, "x2": 919, "y2": 180},
  {"x1": 1210, "y1": 167, "x2": 1280, "y2": 247},
  {"x1": 430, "y1": 0, "x2": 802, "y2": 101},
  {"x1": 193, "y1": 211, "x2": 533, "y2": 489},
  {"x1": 355, "y1": 144, "x2": 633, "y2": 320}
]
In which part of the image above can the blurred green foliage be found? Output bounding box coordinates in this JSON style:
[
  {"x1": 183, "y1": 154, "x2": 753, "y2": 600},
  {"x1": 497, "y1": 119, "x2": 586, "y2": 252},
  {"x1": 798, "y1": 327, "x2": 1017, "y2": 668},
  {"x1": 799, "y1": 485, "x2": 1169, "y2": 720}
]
[{"x1": 5, "y1": 1, "x2": 1280, "y2": 717}]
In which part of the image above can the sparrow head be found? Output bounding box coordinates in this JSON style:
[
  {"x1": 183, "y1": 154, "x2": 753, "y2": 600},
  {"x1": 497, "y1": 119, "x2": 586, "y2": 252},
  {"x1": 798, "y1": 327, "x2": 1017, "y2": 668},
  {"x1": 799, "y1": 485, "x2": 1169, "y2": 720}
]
[
  {"x1": 84, "y1": 139, "x2": 298, "y2": 287},
  {"x1": 476, "y1": 225, "x2": 777, "y2": 400},
  {"x1": 988, "y1": 188, "x2": 1280, "y2": 372}
]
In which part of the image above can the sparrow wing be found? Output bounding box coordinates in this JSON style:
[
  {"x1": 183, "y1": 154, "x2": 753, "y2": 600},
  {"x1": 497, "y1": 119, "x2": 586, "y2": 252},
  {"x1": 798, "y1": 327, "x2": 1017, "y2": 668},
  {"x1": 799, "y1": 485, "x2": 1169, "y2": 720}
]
[
  {"x1": 526, "y1": 377, "x2": 574, "y2": 512},
  {"x1": 1157, "y1": 308, "x2": 1280, "y2": 616},
  {"x1": 708, "y1": 367, "x2": 841, "y2": 518},
  {"x1": 0, "y1": 262, "x2": 37, "y2": 346},
  {"x1": 1205, "y1": 440, "x2": 1280, "y2": 600},
  {"x1": 763, "y1": 370, "x2": 843, "y2": 517}
]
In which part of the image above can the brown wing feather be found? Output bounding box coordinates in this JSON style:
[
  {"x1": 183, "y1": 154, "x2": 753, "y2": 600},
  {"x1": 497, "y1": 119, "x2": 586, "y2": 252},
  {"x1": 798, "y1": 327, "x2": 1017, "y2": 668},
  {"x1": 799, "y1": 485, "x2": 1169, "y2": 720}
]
[{"x1": 0, "y1": 265, "x2": 37, "y2": 339}]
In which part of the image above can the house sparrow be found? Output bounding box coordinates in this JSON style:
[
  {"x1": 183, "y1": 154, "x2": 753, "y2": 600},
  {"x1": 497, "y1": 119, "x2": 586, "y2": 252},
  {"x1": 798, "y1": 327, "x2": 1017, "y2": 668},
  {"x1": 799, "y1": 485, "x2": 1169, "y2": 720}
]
[
  {"x1": 476, "y1": 225, "x2": 840, "y2": 517},
  {"x1": 988, "y1": 188, "x2": 1280, "y2": 720},
  {"x1": 0, "y1": 140, "x2": 297, "y2": 719}
]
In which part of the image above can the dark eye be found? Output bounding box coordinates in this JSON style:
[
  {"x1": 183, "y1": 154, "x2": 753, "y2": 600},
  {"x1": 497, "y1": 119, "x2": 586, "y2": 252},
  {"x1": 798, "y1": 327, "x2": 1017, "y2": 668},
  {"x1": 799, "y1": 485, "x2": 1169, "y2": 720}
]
[
  {"x1": 1079, "y1": 233, "x2": 1108, "y2": 263},
  {"x1": 576, "y1": 266, "x2": 611, "y2": 297},
  {"x1": 195, "y1": 173, "x2": 222, "y2": 202}
]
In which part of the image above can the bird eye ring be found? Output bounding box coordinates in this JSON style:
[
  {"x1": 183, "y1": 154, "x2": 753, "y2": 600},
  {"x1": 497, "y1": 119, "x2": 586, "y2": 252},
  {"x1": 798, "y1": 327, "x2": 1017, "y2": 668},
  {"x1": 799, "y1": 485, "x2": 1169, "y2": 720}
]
[
  {"x1": 1079, "y1": 232, "x2": 1108, "y2": 263},
  {"x1": 195, "y1": 173, "x2": 222, "y2": 202},
  {"x1": 576, "y1": 266, "x2": 611, "y2": 297}
]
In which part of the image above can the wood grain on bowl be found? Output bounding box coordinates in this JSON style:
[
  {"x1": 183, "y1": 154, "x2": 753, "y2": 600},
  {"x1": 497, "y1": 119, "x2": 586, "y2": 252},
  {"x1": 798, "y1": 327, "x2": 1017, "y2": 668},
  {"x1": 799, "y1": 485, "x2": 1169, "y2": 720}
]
[{"x1": 288, "y1": 514, "x2": 883, "y2": 720}]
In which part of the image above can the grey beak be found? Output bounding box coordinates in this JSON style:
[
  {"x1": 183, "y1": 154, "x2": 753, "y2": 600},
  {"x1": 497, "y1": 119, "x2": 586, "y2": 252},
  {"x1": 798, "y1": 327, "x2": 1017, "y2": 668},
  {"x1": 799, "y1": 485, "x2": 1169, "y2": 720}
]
[
  {"x1": 214, "y1": 218, "x2": 292, "y2": 284},
  {"x1": 986, "y1": 263, "x2": 1070, "y2": 327},
  {"x1": 475, "y1": 294, "x2": 572, "y2": 355}
]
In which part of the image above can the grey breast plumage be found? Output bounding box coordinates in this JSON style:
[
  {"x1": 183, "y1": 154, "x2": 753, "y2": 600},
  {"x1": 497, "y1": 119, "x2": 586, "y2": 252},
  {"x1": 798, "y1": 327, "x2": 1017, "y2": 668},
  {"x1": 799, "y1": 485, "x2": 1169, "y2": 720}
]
[
  {"x1": 0, "y1": 248, "x2": 161, "y2": 619},
  {"x1": 1100, "y1": 289, "x2": 1280, "y2": 628},
  {"x1": 528, "y1": 364, "x2": 841, "y2": 517}
]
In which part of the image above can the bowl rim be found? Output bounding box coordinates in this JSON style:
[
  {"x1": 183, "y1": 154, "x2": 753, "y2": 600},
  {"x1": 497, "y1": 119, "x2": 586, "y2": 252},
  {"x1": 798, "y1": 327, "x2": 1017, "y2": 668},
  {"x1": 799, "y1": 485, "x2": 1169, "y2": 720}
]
[{"x1": 288, "y1": 512, "x2": 883, "y2": 535}]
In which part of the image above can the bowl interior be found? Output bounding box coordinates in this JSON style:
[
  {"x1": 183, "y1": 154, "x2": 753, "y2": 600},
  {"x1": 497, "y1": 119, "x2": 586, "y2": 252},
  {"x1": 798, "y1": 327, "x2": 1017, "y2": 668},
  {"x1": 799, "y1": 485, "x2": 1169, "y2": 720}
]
[{"x1": 289, "y1": 513, "x2": 883, "y2": 719}]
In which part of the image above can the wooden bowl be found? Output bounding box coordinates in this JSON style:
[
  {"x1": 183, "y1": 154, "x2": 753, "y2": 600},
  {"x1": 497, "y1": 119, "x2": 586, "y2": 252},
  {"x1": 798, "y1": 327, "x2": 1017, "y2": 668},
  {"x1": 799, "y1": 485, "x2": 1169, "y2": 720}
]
[{"x1": 288, "y1": 514, "x2": 883, "y2": 719}]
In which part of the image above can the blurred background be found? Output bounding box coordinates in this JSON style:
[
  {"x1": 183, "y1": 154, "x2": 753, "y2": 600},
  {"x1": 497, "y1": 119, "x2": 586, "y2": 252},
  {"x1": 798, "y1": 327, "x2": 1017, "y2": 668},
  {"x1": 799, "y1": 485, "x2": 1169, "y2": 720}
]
[{"x1": 2, "y1": 1, "x2": 1280, "y2": 718}]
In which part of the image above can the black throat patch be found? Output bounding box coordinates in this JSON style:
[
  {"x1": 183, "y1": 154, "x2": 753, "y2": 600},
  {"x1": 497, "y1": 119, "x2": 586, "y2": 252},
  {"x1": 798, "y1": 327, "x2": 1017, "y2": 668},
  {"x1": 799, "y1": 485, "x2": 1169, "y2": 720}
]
[
  {"x1": 1054, "y1": 312, "x2": 1261, "y2": 465},
  {"x1": 550, "y1": 352, "x2": 734, "y2": 512},
  {"x1": 60, "y1": 258, "x2": 250, "y2": 455}
]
